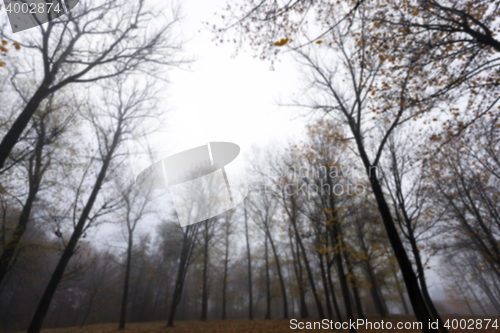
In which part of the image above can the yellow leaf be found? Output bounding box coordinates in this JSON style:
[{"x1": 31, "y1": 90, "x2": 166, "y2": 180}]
[
  {"x1": 316, "y1": 40, "x2": 323, "y2": 44},
  {"x1": 273, "y1": 38, "x2": 288, "y2": 46}
]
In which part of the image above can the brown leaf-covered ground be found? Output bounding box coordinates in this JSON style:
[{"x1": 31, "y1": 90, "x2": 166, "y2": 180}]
[{"x1": 41, "y1": 315, "x2": 500, "y2": 333}]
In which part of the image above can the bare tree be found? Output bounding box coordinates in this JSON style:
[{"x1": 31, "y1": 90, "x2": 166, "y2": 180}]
[
  {"x1": 117, "y1": 179, "x2": 155, "y2": 330},
  {"x1": 221, "y1": 210, "x2": 236, "y2": 320},
  {"x1": 27, "y1": 74, "x2": 163, "y2": 333},
  {"x1": 80, "y1": 251, "x2": 117, "y2": 328},
  {"x1": 0, "y1": 96, "x2": 74, "y2": 288},
  {"x1": 248, "y1": 184, "x2": 288, "y2": 319},
  {"x1": 200, "y1": 217, "x2": 217, "y2": 321},
  {"x1": 285, "y1": 6, "x2": 440, "y2": 329},
  {"x1": 166, "y1": 222, "x2": 201, "y2": 327},
  {"x1": 0, "y1": 0, "x2": 185, "y2": 170},
  {"x1": 242, "y1": 199, "x2": 254, "y2": 320}
]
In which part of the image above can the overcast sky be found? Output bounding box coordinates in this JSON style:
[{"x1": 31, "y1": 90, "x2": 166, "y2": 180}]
[{"x1": 155, "y1": 0, "x2": 307, "y2": 159}]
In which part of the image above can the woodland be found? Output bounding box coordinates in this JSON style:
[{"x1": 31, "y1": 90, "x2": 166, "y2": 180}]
[{"x1": 0, "y1": 1, "x2": 499, "y2": 333}]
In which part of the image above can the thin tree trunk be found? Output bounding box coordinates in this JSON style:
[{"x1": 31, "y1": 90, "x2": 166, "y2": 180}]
[
  {"x1": 119, "y1": 234, "x2": 133, "y2": 330},
  {"x1": 167, "y1": 255, "x2": 187, "y2": 327},
  {"x1": 327, "y1": 218, "x2": 356, "y2": 331},
  {"x1": 476, "y1": 274, "x2": 500, "y2": 313},
  {"x1": 139, "y1": 278, "x2": 152, "y2": 321},
  {"x1": 287, "y1": 196, "x2": 325, "y2": 319},
  {"x1": 449, "y1": 269, "x2": 475, "y2": 315},
  {"x1": 200, "y1": 221, "x2": 209, "y2": 321},
  {"x1": 327, "y1": 260, "x2": 342, "y2": 322},
  {"x1": 167, "y1": 224, "x2": 199, "y2": 327},
  {"x1": 264, "y1": 233, "x2": 271, "y2": 319},
  {"x1": 130, "y1": 258, "x2": 146, "y2": 322},
  {"x1": 0, "y1": 121, "x2": 47, "y2": 287},
  {"x1": 407, "y1": 227, "x2": 447, "y2": 333},
  {"x1": 318, "y1": 250, "x2": 333, "y2": 319},
  {"x1": 289, "y1": 227, "x2": 309, "y2": 318},
  {"x1": 151, "y1": 281, "x2": 164, "y2": 321},
  {"x1": 266, "y1": 228, "x2": 288, "y2": 318},
  {"x1": 325, "y1": 173, "x2": 355, "y2": 330},
  {"x1": 222, "y1": 223, "x2": 229, "y2": 320},
  {"x1": 463, "y1": 275, "x2": 488, "y2": 315},
  {"x1": 355, "y1": 220, "x2": 387, "y2": 317},
  {"x1": 80, "y1": 292, "x2": 95, "y2": 328},
  {"x1": 340, "y1": 235, "x2": 365, "y2": 320},
  {"x1": 393, "y1": 268, "x2": 410, "y2": 315},
  {"x1": 244, "y1": 201, "x2": 253, "y2": 320},
  {"x1": 27, "y1": 125, "x2": 122, "y2": 333}
]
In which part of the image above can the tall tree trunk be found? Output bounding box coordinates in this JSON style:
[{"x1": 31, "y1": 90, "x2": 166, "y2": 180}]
[
  {"x1": 244, "y1": 201, "x2": 253, "y2": 320},
  {"x1": 355, "y1": 220, "x2": 387, "y2": 317},
  {"x1": 200, "y1": 221, "x2": 210, "y2": 321},
  {"x1": 0, "y1": 84, "x2": 50, "y2": 170},
  {"x1": 449, "y1": 269, "x2": 475, "y2": 315},
  {"x1": 222, "y1": 223, "x2": 229, "y2": 320},
  {"x1": 393, "y1": 268, "x2": 410, "y2": 315},
  {"x1": 130, "y1": 259, "x2": 145, "y2": 322},
  {"x1": 329, "y1": 225, "x2": 355, "y2": 332},
  {"x1": 318, "y1": 250, "x2": 333, "y2": 319},
  {"x1": 289, "y1": 227, "x2": 309, "y2": 318},
  {"x1": 151, "y1": 281, "x2": 164, "y2": 321},
  {"x1": 476, "y1": 275, "x2": 500, "y2": 313},
  {"x1": 266, "y1": 228, "x2": 288, "y2": 318},
  {"x1": 27, "y1": 124, "x2": 122, "y2": 333},
  {"x1": 119, "y1": 235, "x2": 133, "y2": 330},
  {"x1": 0, "y1": 185, "x2": 38, "y2": 286},
  {"x1": 463, "y1": 275, "x2": 488, "y2": 315},
  {"x1": 167, "y1": 255, "x2": 187, "y2": 327},
  {"x1": 286, "y1": 196, "x2": 325, "y2": 319},
  {"x1": 352, "y1": 130, "x2": 438, "y2": 332},
  {"x1": 340, "y1": 235, "x2": 365, "y2": 320},
  {"x1": 264, "y1": 233, "x2": 271, "y2": 319},
  {"x1": 327, "y1": 260, "x2": 342, "y2": 322},
  {"x1": 368, "y1": 173, "x2": 437, "y2": 331},
  {"x1": 139, "y1": 278, "x2": 152, "y2": 321},
  {"x1": 167, "y1": 224, "x2": 199, "y2": 327},
  {"x1": 325, "y1": 172, "x2": 356, "y2": 330},
  {"x1": 407, "y1": 224, "x2": 447, "y2": 333},
  {"x1": 81, "y1": 292, "x2": 95, "y2": 328},
  {"x1": 0, "y1": 120, "x2": 47, "y2": 287}
]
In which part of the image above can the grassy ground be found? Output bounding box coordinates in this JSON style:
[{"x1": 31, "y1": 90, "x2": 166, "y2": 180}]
[{"x1": 41, "y1": 315, "x2": 500, "y2": 333}]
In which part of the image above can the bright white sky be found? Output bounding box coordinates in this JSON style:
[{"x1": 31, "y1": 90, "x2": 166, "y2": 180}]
[{"x1": 156, "y1": 0, "x2": 307, "y2": 159}]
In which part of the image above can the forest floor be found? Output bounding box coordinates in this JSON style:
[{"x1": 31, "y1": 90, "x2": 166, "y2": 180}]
[{"x1": 41, "y1": 315, "x2": 500, "y2": 333}]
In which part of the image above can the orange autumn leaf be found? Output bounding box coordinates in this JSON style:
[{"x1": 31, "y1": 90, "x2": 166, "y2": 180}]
[{"x1": 273, "y1": 38, "x2": 288, "y2": 46}]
